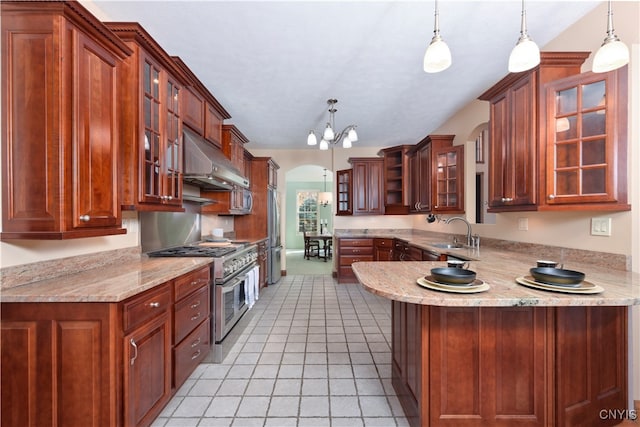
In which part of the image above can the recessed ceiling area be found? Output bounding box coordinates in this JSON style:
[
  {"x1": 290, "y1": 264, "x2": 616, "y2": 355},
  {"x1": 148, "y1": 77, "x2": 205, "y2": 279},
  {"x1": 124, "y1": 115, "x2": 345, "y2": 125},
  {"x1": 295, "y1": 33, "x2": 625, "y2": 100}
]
[{"x1": 87, "y1": 0, "x2": 600, "y2": 150}]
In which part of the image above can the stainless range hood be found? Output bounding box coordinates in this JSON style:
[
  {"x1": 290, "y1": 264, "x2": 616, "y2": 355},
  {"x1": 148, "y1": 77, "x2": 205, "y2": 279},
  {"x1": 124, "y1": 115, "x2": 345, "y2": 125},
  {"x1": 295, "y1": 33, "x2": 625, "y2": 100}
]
[{"x1": 183, "y1": 127, "x2": 249, "y2": 191}]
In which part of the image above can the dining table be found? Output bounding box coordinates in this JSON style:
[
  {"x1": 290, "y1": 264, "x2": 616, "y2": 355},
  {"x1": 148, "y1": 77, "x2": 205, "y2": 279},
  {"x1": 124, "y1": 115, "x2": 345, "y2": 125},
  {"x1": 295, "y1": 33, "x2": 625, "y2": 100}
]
[{"x1": 304, "y1": 232, "x2": 333, "y2": 261}]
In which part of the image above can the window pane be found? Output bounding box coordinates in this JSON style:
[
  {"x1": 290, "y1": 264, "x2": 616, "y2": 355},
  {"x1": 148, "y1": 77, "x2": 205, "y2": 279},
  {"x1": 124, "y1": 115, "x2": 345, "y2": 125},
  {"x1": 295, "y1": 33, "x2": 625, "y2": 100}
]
[
  {"x1": 556, "y1": 88, "x2": 577, "y2": 115},
  {"x1": 582, "y1": 139, "x2": 606, "y2": 165},
  {"x1": 582, "y1": 80, "x2": 606, "y2": 110},
  {"x1": 582, "y1": 111, "x2": 606, "y2": 138}
]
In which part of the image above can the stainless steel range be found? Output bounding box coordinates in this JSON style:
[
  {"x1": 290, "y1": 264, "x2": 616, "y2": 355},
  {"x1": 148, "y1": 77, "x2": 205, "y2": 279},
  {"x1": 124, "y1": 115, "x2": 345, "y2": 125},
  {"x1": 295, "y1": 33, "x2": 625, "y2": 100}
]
[
  {"x1": 141, "y1": 210, "x2": 258, "y2": 363},
  {"x1": 148, "y1": 242, "x2": 258, "y2": 363}
]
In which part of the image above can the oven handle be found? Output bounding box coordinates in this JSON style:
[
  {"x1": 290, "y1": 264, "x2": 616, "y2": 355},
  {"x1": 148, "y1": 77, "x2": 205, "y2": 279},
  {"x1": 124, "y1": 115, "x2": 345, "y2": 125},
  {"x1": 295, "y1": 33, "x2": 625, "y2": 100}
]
[{"x1": 219, "y1": 262, "x2": 257, "y2": 287}]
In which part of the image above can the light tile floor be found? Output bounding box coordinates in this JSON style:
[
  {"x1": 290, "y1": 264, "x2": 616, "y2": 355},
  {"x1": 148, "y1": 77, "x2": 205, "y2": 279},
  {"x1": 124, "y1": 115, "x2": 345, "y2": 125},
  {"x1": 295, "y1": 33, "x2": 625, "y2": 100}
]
[{"x1": 152, "y1": 274, "x2": 409, "y2": 427}]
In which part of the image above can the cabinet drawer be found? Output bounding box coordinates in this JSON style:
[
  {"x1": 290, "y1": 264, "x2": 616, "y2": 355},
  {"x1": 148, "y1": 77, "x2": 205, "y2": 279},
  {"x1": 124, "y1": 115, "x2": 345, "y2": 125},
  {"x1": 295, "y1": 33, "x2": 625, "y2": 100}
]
[
  {"x1": 175, "y1": 266, "x2": 210, "y2": 301},
  {"x1": 174, "y1": 318, "x2": 210, "y2": 387},
  {"x1": 339, "y1": 255, "x2": 374, "y2": 266},
  {"x1": 340, "y1": 238, "x2": 373, "y2": 247},
  {"x1": 374, "y1": 238, "x2": 393, "y2": 247},
  {"x1": 174, "y1": 286, "x2": 210, "y2": 344},
  {"x1": 123, "y1": 284, "x2": 172, "y2": 332},
  {"x1": 340, "y1": 246, "x2": 373, "y2": 256}
]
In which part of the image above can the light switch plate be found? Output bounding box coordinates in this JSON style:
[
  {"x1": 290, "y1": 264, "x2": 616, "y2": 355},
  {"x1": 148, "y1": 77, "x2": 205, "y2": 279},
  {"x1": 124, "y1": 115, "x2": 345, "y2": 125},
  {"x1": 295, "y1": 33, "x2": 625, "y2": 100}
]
[
  {"x1": 518, "y1": 218, "x2": 528, "y2": 231},
  {"x1": 591, "y1": 217, "x2": 612, "y2": 236}
]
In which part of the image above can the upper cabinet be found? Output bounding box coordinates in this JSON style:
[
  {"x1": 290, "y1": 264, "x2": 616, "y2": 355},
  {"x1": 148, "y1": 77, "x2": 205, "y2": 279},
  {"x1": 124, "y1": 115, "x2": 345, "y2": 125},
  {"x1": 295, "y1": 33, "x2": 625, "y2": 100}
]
[
  {"x1": 106, "y1": 22, "x2": 190, "y2": 211},
  {"x1": 379, "y1": 145, "x2": 412, "y2": 215},
  {"x1": 1, "y1": 1, "x2": 131, "y2": 239},
  {"x1": 336, "y1": 169, "x2": 353, "y2": 216},
  {"x1": 173, "y1": 57, "x2": 230, "y2": 149},
  {"x1": 542, "y1": 67, "x2": 629, "y2": 210},
  {"x1": 201, "y1": 125, "x2": 253, "y2": 215},
  {"x1": 349, "y1": 157, "x2": 385, "y2": 215},
  {"x1": 478, "y1": 52, "x2": 590, "y2": 212},
  {"x1": 407, "y1": 138, "x2": 432, "y2": 213}
]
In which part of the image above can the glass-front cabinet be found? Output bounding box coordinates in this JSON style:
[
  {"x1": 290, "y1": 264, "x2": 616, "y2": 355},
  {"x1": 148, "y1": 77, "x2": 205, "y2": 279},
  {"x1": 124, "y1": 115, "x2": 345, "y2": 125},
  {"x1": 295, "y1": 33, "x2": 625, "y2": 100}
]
[
  {"x1": 432, "y1": 144, "x2": 464, "y2": 213},
  {"x1": 336, "y1": 169, "x2": 353, "y2": 215},
  {"x1": 543, "y1": 66, "x2": 628, "y2": 209}
]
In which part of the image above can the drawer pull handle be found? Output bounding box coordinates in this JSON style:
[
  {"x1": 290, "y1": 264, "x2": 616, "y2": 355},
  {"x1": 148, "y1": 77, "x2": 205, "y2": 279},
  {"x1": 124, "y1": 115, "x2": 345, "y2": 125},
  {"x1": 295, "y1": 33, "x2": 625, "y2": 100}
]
[
  {"x1": 190, "y1": 300, "x2": 201, "y2": 309},
  {"x1": 79, "y1": 215, "x2": 91, "y2": 222},
  {"x1": 191, "y1": 338, "x2": 201, "y2": 348},
  {"x1": 191, "y1": 312, "x2": 201, "y2": 321},
  {"x1": 149, "y1": 302, "x2": 160, "y2": 308},
  {"x1": 191, "y1": 349, "x2": 201, "y2": 360},
  {"x1": 130, "y1": 339, "x2": 138, "y2": 365}
]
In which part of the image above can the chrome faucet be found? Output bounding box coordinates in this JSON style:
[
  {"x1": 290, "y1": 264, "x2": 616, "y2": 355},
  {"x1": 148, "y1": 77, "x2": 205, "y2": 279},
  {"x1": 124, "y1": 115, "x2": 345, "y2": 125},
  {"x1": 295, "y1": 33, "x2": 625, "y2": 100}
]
[{"x1": 444, "y1": 216, "x2": 473, "y2": 247}]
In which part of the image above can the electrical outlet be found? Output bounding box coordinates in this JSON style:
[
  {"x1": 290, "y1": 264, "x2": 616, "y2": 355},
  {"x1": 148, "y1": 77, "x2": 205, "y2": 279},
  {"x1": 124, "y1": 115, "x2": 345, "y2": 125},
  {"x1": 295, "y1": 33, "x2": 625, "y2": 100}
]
[
  {"x1": 591, "y1": 217, "x2": 612, "y2": 236},
  {"x1": 518, "y1": 217, "x2": 528, "y2": 231}
]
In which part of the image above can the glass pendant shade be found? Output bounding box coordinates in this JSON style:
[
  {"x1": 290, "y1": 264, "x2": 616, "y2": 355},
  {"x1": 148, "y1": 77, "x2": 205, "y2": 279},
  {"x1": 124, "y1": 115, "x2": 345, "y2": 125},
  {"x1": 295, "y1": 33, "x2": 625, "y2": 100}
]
[
  {"x1": 307, "y1": 131, "x2": 317, "y2": 146},
  {"x1": 348, "y1": 128, "x2": 358, "y2": 142},
  {"x1": 424, "y1": 37, "x2": 452, "y2": 73},
  {"x1": 342, "y1": 137, "x2": 352, "y2": 149},
  {"x1": 593, "y1": 39, "x2": 629, "y2": 73},
  {"x1": 323, "y1": 124, "x2": 335, "y2": 141},
  {"x1": 319, "y1": 139, "x2": 329, "y2": 150},
  {"x1": 508, "y1": 37, "x2": 540, "y2": 72}
]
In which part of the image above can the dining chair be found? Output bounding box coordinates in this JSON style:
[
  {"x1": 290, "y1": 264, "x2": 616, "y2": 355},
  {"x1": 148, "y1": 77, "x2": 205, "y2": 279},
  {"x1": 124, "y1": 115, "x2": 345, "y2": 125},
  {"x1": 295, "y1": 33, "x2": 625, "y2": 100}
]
[{"x1": 303, "y1": 231, "x2": 320, "y2": 260}]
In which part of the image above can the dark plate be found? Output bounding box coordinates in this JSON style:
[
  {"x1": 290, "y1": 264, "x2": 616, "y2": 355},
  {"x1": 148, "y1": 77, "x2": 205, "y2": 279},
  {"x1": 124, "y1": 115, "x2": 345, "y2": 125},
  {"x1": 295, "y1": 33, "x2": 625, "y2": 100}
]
[
  {"x1": 529, "y1": 267, "x2": 585, "y2": 286},
  {"x1": 430, "y1": 267, "x2": 477, "y2": 285}
]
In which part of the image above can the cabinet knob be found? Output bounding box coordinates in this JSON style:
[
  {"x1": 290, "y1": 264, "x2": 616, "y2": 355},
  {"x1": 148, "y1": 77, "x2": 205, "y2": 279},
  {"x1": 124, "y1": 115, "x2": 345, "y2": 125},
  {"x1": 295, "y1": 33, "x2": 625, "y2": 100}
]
[
  {"x1": 79, "y1": 215, "x2": 90, "y2": 222},
  {"x1": 149, "y1": 302, "x2": 160, "y2": 308},
  {"x1": 549, "y1": 194, "x2": 556, "y2": 199},
  {"x1": 501, "y1": 197, "x2": 513, "y2": 203}
]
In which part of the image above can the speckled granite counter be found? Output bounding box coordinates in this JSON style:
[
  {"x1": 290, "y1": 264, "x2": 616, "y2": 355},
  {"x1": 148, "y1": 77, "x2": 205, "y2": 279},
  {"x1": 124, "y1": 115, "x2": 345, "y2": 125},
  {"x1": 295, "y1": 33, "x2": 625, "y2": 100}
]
[
  {"x1": 352, "y1": 258, "x2": 640, "y2": 307},
  {"x1": 0, "y1": 256, "x2": 212, "y2": 303}
]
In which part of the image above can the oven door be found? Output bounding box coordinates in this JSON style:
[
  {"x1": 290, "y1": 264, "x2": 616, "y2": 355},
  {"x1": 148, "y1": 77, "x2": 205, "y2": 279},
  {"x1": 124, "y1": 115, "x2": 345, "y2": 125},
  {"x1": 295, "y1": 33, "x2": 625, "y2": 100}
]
[{"x1": 214, "y1": 270, "x2": 248, "y2": 342}]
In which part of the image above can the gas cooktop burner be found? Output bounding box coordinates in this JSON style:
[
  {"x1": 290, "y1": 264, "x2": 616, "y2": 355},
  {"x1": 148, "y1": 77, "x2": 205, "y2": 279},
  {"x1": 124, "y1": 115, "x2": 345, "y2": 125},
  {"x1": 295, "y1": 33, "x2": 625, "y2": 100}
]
[{"x1": 147, "y1": 245, "x2": 237, "y2": 258}]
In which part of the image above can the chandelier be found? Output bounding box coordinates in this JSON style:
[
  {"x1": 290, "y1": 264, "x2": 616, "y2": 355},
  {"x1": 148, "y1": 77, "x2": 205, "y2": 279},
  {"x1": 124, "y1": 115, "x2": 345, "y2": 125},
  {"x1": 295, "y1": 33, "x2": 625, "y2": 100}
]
[{"x1": 307, "y1": 99, "x2": 358, "y2": 150}]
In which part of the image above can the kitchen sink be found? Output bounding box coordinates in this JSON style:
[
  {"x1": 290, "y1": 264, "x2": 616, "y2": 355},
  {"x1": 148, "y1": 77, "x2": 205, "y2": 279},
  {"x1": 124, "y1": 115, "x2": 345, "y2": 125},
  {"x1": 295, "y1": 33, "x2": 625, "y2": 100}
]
[{"x1": 431, "y1": 242, "x2": 464, "y2": 249}]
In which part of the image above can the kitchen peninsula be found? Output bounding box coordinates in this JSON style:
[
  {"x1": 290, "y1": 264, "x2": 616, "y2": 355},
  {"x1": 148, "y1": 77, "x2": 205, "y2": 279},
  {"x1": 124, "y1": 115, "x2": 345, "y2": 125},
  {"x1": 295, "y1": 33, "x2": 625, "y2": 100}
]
[{"x1": 352, "y1": 252, "x2": 640, "y2": 427}]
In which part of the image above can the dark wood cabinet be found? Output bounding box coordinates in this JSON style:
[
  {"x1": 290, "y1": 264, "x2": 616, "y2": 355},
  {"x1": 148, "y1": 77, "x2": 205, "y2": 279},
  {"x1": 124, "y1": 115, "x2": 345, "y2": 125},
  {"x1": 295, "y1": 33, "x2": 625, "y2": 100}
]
[
  {"x1": 408, "y1": 140, "x2": 432, "y2": 213},
  {"x1": 349, "y1": 157, "x2": 384, "y2": 215},
  {"x1": 234, "y1": 157, "x2": 279, "y2": 240},
  {"x1": 479, "y1": 52, "x2": 589, "y2": 212},
  {"x1": 107, "y1": 22, "x2": 191, "y2": 211},
  {"x1": 337, "y1": 238, "x2": 374, "y2": 283},
  {"x1": 202, "y1": 125, "x2": 253, "y2": 215},
  {"x1": 392, "y1": 303, "x2": 628, "y2": 427},
  {"x1": 432, "y1": 143, "x2": 464, "y2": 213},
  {"x1": 542, "y1": 67, "x2": 629, "y2": 210},
  {"x1": 373, "y1": 238, "x2": 394, "y2": 261},
  {"x1": 256, "y1": 239, "x2": 268, "y2": 289},
  {"x1": 379, "y1": 145, "x2": 412, "y2": 214},
  {"x1": 336, "y1": 169, "x2": 353, "y2": 215},
  {"x1": 172, "y1": 267, "x2": 210, "y2": 389},
  {"x1": 1, "y1": 1, "x2": 130, "y2": 239}
]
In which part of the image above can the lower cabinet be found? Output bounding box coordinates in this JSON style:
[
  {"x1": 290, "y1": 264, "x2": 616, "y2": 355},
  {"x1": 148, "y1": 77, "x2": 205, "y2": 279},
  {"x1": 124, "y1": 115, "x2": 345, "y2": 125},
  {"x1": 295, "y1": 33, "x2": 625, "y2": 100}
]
[
  {"x1": 337, "y1": 238, "x2": 374, "y2": 283},
  {"x1": 1, "y1": 266, "x2": 213, "y2": 427},
  {"x1": 373, "y1": 238, "x2": 394, "y2": 261},
  {"x1": 256, "y1": 239, "x2": 268, "y2": 289},
  {"x1": 392, "y1": 302, "x2": 628, "y2": 427}
]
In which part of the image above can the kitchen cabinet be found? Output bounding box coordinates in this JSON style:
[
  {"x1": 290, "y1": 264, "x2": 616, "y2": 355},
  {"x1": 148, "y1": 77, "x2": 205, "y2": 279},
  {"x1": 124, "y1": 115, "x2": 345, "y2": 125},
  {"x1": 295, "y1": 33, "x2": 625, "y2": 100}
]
[
  {"x1": 336, "y1": 169, "x2": 353, "y2": 215},
  {"x1": 407, "y1": 136, "x2": 433, "y2": 213},
  {"x1": 432, "y1": 143, "x2": 464, "y2": 213},
  {"x1": 1, "y1": 1, "x2": 131, "y2": 239},
  {"x1": 173, "y1": 56, "x2": 231, "y2": 150},
  {"x1": 1, "y1": 281, "x2": 174, "y2": 427},
  {"x1": 349, "y1": 157, "x2": 385, "y2": 215},
  {"x1": 106, "y1": 22, "x2": 191, "y2": 211},
  {"x1": 337, "y1": 238, "x2": 374, "y2": 283},
  {"x1": 234, "y1": 157, "x2": 279, "y2": 240},
  {"x1": 373, "y1": 238, "x2": 394, "y2": 261},
  {"x1": 202, "y1": 125, "x2": 253, "y2": 215},
  {"x1": 479, "y1": 52, "x2": 589, "y2": 212},
  {"x1": 172, "y1": 267, "x2": 210, "y2": 388},
  {"x1": 379, "y1": 145, "x2": 412, "y2": 214},
  {"x1": 542, "y1": 67, "x2": 629, "y2": 210}
]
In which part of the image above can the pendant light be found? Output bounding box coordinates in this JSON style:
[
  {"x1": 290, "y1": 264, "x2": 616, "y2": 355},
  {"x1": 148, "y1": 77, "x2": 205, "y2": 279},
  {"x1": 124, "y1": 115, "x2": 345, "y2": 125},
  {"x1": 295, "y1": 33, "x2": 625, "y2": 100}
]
[
  {"x1": 318, "y1": 169, "x2": 332, "y2": 207},
  {"x1": 306, "y1": 99, "x2": 358, "y2": 150},
  {"x1": 423, "y1": 0, "x2": 451, "y2": 73},
  {"x1": 508, "y1": 0, "x2": 540, "y2": 73},
  {"x1": 592, "y1": 0, "x2": 629, "y2": 73}
]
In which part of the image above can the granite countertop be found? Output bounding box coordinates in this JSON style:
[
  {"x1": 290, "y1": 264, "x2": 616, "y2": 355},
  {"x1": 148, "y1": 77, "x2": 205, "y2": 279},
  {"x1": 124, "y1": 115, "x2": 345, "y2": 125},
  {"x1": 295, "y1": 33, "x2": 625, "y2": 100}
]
[
  {"x1": 0, "y1": 257, "x2": 212, "y2": 303},
  {"x1": 352, "y1": 256, "x2": 640, "y2": 307}
]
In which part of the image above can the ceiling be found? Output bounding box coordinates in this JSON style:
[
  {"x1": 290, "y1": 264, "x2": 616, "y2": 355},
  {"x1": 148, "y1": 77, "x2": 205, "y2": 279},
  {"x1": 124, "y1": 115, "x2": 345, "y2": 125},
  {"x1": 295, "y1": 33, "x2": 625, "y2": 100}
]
[{"x1": 89, "y1": 0, "x2": 601, "y2": 150}]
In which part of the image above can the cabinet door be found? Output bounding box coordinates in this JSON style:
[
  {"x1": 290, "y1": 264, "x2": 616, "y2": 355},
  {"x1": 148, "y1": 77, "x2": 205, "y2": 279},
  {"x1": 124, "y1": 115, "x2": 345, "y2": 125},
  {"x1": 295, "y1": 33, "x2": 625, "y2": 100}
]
[
  {"x1": 543, "y1": 69, "x2": 627, "y2": 208},
  {"x1": 163, "y1": 77, "x2": 183, "y2": 206},
  {"x1": 488, "y1": 93, "x2": 510, "y2": 208},
  {"x1": 432, "y1": 144, "x2": 464, "y2": 213},
  {"x1": 409, "y1": 144, "x2": 432, "y2": 213},
  {"x1": 204, "y1": 103, "x2": 223, "y2": 147},
  {"x1": 182, "y1": 87, "x2": 204, "y2": 135},
  {"x1": 352, "y1": 159, "x2": 384, "y2": 215},
  {"x1": 373, "y1": 238, "x2": 394, "y2": 261},
  {"x1": 336, "y1": 169, "x2": 353, "y2": 215},
  {"x1": 124, "y1": 312, "x2": 172, "y2": 427},
  {"x1": 140, "y1": 57, "x2": 164, "y2": 205}
]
